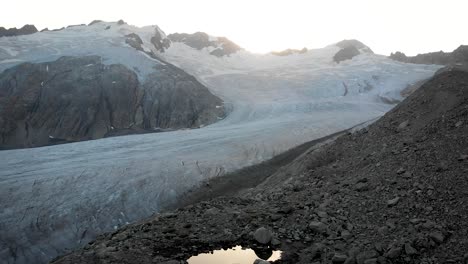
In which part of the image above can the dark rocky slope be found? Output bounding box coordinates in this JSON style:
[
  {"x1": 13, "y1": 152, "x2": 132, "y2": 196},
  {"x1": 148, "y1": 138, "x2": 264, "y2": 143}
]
[
  {"x1": 0, "y1": 24, "x2": 38, "y2": 37},
  {"x1": 52, "y1": 69, "x2": 468, "y2": 264},
  {"x1": 0, "y1": 56, "x2": 224, "y2": 149}
]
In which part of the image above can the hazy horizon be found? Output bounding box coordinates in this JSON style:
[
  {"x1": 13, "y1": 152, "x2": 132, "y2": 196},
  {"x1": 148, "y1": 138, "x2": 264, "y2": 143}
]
[{"x1": 2, "y1": 0, "x2": 468, "y2": 55}]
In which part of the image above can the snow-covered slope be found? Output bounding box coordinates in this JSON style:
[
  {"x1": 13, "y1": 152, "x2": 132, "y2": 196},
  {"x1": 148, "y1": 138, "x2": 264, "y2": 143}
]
[
  {"x1": 0, "y1": 21, "x2": 169, "y2": 78},
  {"x1": 0, "y1": 22, "x2": 442, "y2": 263}
]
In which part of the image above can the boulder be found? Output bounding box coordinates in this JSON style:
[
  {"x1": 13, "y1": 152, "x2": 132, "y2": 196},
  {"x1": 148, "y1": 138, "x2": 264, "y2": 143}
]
[
  {"x1": 429, "y1": 232, "x2": 445, "y2": 244},
  {"x1": 386, "y1": 197, "x2": 400, "y2": 207},
  {"x1": 253, "y1": 227, "x2": 273, "y2": 244},
  {"x1": 309, "y1": 221, "x2": 328, "y2": 234},
  {"x1": 332, "y1": 253, "x2": 348, "y2": 263}
]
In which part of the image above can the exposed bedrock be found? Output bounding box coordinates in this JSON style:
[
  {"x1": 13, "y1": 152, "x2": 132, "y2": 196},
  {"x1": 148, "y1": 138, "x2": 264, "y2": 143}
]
[{"x1": 0, "y1": 56, "x2": 224, "y2": 149}]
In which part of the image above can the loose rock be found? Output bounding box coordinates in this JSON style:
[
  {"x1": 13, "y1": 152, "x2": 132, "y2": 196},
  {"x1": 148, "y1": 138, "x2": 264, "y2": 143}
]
[
  {"x1": 332, "y1": 253, "x2": 348, "y2": 263},
  {"x1": 387, "y1": 197, "x2": 400, "y2": 207},
  {"x1": 404, "y1": 243, "x2": 418, "y2": 255},
  {"x1": 386, "y1": 246, "x2": 402, "y2": 259},
  {"x1": 254, "y1": 227, "x2": 272, "y2": 244},
  {"x1": 309, "y1": 221, "x2": 328, "y2": 234},
  {"x1": 429, "y1": 232, "x2": 445, "y2": 244}
]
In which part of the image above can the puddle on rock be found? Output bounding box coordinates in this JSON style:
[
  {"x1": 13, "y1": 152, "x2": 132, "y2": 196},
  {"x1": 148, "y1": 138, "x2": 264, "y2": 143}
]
[{"x1": 187, "y1": 245, "x2": 282, "y2": 264}]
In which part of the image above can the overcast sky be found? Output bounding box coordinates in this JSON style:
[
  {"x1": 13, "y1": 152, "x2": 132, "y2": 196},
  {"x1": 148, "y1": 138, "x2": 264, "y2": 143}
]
[{"x1": 2, "y1": 0, "x2": 467, "y2": 55}]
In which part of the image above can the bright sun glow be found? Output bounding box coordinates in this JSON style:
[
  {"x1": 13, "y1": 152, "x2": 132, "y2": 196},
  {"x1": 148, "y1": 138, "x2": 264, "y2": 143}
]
[{"x1": 2, "y1": 0, "x2": 468, "y2": 55}]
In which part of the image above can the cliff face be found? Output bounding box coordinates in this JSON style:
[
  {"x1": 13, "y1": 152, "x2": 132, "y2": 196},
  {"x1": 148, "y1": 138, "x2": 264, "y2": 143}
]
[
  {"x1": 141, "y1": 64, "x2": 224, "y2": 129},
  {"x1": 0, "y1": 56, "x2": 224, "y2": 149}
]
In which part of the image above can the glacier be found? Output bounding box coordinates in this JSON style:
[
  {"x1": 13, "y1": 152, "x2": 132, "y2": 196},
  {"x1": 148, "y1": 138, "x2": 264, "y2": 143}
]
[{"x1": 0, "y1": 22, "x2": 441, "y2": 263}]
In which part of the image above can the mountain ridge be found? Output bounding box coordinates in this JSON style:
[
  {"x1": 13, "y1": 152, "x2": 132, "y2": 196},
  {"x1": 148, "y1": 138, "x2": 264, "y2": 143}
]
[
  {"x1": 1, "y1": 21, "x2": 379, "y2": 58},
  {"x1": 390, "y1": 45, "x2": 468, "y2": 66}
]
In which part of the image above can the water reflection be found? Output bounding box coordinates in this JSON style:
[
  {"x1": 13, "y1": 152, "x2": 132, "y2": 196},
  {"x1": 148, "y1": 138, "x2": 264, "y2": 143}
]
[{"x1": 187, "y1": 245, "x2": 282, "y2": 264}]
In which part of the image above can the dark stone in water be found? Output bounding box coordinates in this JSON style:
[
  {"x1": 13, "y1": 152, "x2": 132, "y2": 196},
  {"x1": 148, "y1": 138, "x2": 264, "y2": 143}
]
[{"x1": 252, "y1": 245, "x2": 273, "y2": 260}]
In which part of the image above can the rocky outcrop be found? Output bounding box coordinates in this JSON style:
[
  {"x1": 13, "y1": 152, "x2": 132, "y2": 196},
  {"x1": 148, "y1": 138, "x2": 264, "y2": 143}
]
[
  {"x1": 167, "y1": 32, "x2": 241, "y2": 56},
  {"x1": 333, "y1": 39, "x2": 373, "y2": 63},
  {"x1": 168, "y1": 32, "x2": 212, "y2": 50},
  {"x1": 88, "y1": 20, "x2": 103, "y2": 26},
  {"x1": 125, "y1": 33, "x2": 144, "y2": 51},
  {"x1": 389, "y1": 51, "x2": 408, "y2": 62},
  {"x1": 66, "y1": 24, "x2": 86, "y2": 28},
  {"x1": 271, "y1": 47, "x2": 308, "y2": 56},
  {"x1": 114, "y1": 26, "x2": 170, "y2": 53},
  {"x1": 336, "y1": 39, "x2": 374, "y2": 54},
  {"x1": 452, "y1": 45, "x2": 468, "y2": 63},
  {"x1": 151, "y1": 28, "x2": 171, "y2": 52},
  {"x1": 209, "y1": 37, "x2": 242, "y2": 57},
  {"x1": 0, "y1": 56, "x2": 224, "y2": 149},
  {"x1": 390, "y1": 45, "x2": 468, "y2": 66},
  {"x1": 0, "y1": 24, "x2": 38, "y2": 37},
  {"x1": 141, "y1": 64, "x2": 224, "y2": 129},
  {"x1": 52, "y1": 70, "x2": 468, "y2": 264},
  {"x1": 333, "y1": 45, "x2": 361, "y2": 63},
  {"x1": 0, "y1": 56, "x2": 140, "y2": 149}
]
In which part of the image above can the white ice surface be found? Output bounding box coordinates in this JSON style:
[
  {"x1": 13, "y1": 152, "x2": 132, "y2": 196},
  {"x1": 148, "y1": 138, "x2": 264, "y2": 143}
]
[{"x1": 0, "y1": 23, "x2": 442, "y2": 263}]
